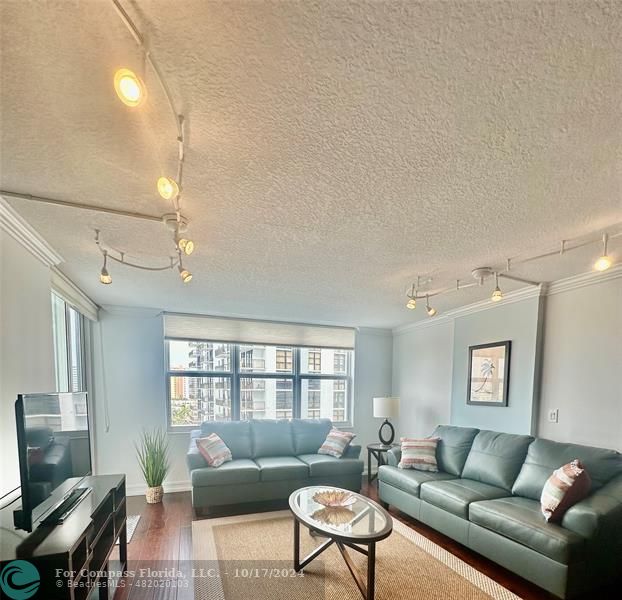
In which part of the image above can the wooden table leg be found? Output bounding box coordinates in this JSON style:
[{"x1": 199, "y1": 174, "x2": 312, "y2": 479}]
[
  {"x1": 294, "y1": 517, "x2": 300, "y2": 571},
  {"x1": 119, "y1": 521, "x2": 128, "y2": 574},
  {"x1": 367, "y1": 449, "x2": 372, "y2": 484},
  {"x1": 367, "y1": 542, "x2": 376, "y2": 600},
  {"x1": 98, "y1": 561, "x2": 108, "y2": 600}
]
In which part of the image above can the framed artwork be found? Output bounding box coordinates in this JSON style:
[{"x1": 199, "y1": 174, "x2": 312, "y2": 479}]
[{"x1": 467, "y1": 341, "x2": 511, "y2": 406}]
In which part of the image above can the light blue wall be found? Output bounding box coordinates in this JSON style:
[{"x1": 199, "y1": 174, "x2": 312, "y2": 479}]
[{"x1": 450, "y1": 296, "x2": 543, "y2": 434}]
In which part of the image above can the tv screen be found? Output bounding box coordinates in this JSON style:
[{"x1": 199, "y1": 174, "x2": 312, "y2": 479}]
[{"x1": 15, "y1": 392, "x2": 92, "y2": 531}]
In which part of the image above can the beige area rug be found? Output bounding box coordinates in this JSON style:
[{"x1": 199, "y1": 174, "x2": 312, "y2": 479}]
[{"x1": 192, "y1": 510, "x2": 521, "y2": 600}]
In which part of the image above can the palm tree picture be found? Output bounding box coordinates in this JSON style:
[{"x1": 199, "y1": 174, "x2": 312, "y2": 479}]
[{"x1": 467, "y1": 341, "x2": 511, "y2": 406}]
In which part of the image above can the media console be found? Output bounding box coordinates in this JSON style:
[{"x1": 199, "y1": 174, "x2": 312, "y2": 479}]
[{"x1": 0, "y1": 474, "x2": 126, "y2": 600}]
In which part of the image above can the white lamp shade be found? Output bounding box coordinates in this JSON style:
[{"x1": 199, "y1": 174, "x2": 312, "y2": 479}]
[{"x1": 373, "y1": 396, "x2": 400, "y2": 419}]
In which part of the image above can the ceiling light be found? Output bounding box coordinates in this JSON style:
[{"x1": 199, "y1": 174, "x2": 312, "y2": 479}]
[
  {"x1": 157, "y1": 177, "x2": 179, "y2": 200},
  {"x1": 178, "y1": 238, "x2": 195, "y2": 256},
  {"x1": 114, "y1": 68, "x2": 145, "y2": 107},
  {"x1": 178, "y1": 264, "x2": 192, "y2": 283},
  {"x1": 100, "y1": 252, "x2": 112, "y2": 284},
  {"x1": 594, "y1": 234, "x2": 612, "y2": 272},
  {"x1": 491, "y1": 272, "x2": 503, "y2": 302},
  {"x1": 406, "y1": 284, "x2": 416, "y2": 309},
  {"x1": 426, "y1": 295, "x2": 437, "y2": 317}
]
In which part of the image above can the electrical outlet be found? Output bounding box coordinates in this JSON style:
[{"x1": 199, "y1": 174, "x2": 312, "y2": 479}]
[{"x1": 548, "y1": 409, "x2": 559, "y2": 423}]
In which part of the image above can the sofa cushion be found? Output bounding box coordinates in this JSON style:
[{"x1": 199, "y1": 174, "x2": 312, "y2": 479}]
[
  {"x1": 420, "y1": 479, "x2": 508, "y2": 519},
  {"x1": 462, "y1": 430, "x2": 534, "y2": 491},
  {"x1": 469, "y1": 496, "x2": 586, "y2": 564},
  {"x1": 541, "y1": 460, "x2": 592, "y2": 522},
  {"x1": 398, "y1": 437, "x2": 439, "y2": 472},
  {"x1": 431, "y1": 425, "x2": 479, "y2": 476},
  {"x1": 255, "y1": 456, "x2": 309, "y2": 482},
  {"x1": 191, "y1": 459, "x2": 260, "y2": 487},
  {"x1": 318, "y1": 428, "x2": 356, "y2": 458},
  {"x1": 297, "y1": 454, "x2": 364, "y2": 478},
  {"x1": 378, "y1": 465, "x2": 456, "y2": 496},
  {"x1": 200, "y1": 421, "x2": 252, "y2": 459},
  {"x1": 251, "y1": 420, "x2": 295, "y2": 457},
  {"x1": 292, "y1": 419, "x2": 333, "y2": 454},
  {"x1": 513, "y1": 438, "x2": 622, "y2": 500}
]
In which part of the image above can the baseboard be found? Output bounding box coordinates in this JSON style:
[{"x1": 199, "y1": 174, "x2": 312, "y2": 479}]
[{"x1": 126, "y1": 480, "x2": 192, "y2": 497}]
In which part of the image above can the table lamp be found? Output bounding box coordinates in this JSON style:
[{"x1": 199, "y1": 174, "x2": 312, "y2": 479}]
[{"x1": 372, "y1": 396, "x2": 400, "y2": 445}]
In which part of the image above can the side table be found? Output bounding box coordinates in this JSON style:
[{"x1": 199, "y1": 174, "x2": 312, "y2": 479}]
[{"x1": 367, "y1": 443, "x2": 399, "y2": 484}]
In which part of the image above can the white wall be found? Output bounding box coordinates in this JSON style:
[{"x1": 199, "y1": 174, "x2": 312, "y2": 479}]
[
  {"x1": 0, "y1": 231, "x2": 55, "y2": 498},
  {"x1": 392, "y1": 321, "x2": 453, "y2": 438},
  {"x1": 392, "y1": 274, "x2": 622, "y2": 451},
  {"x1": 538, "y1": 277, "x2": 622, "y2": 450},
  {"x1": 92, "y1": 309, "x2": 393, "y2": 495}
]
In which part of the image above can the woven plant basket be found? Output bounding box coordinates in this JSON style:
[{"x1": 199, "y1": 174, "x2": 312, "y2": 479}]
[{"x1": 145, "y1": 485, "x2": 164, "y2": 504}]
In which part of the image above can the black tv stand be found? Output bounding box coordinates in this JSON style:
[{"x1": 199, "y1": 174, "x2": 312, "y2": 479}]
[
  {"x1": 40, "y1": 486, "x2": 91, "y2": 526},
  {"x1": 1, "y1": 474, "x2": 126, "y2": 600}
]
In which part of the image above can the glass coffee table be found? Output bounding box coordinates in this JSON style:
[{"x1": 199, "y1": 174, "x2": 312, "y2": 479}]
[{"x1": 289, "y1": 486, "x2": 393, "y2": 600}]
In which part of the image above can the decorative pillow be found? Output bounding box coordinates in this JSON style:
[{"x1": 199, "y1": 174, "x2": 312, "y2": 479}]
[
  {"x1": 398, "y1": 437, "x2": 440, "y2": 472},
  {"x1": 196, "y1": 433, "x2": 232, "y2": 468},
  {"x1": 540, "y1": 459, "x2": 592, "y2": 522},
  {"x1": 318, "y1": 428, "x2": 356, "y2": 458}
]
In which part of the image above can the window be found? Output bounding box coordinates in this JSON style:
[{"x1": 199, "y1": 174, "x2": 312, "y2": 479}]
[
  {"x1": 276, "y1": 348, "x2": 292, "y2": 371},
  {"x1": 51, "y1": 293, "x2": 86, "y2": 393},
  {"x1": 166, "y1": 341, "x2": 353, "y2": 428},
  {"x1": 334, "y1": 352, "x2": 346, "y2": 374},
  {"x1": 307, "y1": 349, "x2": 321, "y2": 373}
]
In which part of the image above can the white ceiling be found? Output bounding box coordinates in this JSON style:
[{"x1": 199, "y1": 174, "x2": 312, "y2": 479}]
[{"x1": 1, "y1": 1, "x2": 621, "y2": 329}]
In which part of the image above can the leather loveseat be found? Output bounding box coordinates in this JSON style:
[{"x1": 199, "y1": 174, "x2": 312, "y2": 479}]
[
  {"x1": 378, "y1": 426, "x2": 622, "y2": 599},
  {"x1": 187, "y1": 419, "x2": 364, "y2": 515}
]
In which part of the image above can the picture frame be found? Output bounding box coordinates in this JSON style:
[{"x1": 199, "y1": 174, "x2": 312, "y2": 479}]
[{"x1": 467, "y1": 341, "x2": 511, "y2": 406}]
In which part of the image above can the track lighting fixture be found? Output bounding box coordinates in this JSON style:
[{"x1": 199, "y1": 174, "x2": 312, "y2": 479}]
[
  {"x1": 491, "y1": 272, "x2": 503, "y2": 302},
  {"x1": 157, "y1": 177, "x2": 180, "y2": 201},
  {"x1": 406, "y1": 284, "x2": 417, "y2": 309},
  {"x1": 178, "y1": 263, "x2": 192, "y2": 283},
  {"x1": 426, "y1": 295, "x2": 437, "y2": 317},
  {"x1": 177, "y1": 237, "x2": 195, "y2": 256},
  {"x1": 99, "y1": 251, "x2": 112, "y2": 284},
  {"x1": 113, "y1": 68, "x2": 145, "y2": 107},
  {"x1": 594, "y1": 234, "x2": 612, "y2": 272}
]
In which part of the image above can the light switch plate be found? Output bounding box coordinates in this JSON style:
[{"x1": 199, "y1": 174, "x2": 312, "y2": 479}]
[{"x1": 548, "y1": 409, "x2": 559, "y2": 423}]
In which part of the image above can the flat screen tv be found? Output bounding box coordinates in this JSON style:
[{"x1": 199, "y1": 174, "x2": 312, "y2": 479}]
[{"x1": 14, "y1": 392, "x2": 92, "y2": 531}]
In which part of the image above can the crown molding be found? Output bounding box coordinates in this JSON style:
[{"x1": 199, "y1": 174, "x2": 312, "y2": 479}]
[
  {"x1": 393, "y1": 266, "x2": 622, "y2": 336},
  {"x1": 546, "y1": 264, "x2": 622, "y2": 296},
  {"x1": 51, "y1": 267, "x2": 99, "y2": 322},
  {"x1": 394, "y1": 284, "x2": 545, "y2": 335},
  {"x1": 0, "y1": 196, "x2": 63, "y2": 267},
  {"x1": 100, "y1": 304, "x2": 164, "y2": 318}
]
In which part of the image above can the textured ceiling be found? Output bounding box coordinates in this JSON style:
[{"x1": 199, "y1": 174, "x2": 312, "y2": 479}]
[{"x1": 1, "y1": 1, "x2": 621, "y2": 328}]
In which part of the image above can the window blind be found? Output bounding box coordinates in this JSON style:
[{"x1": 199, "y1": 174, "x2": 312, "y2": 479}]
[
  {"x1": 51, "y1": 268, "x2": 99, "y2": 321},
  {"x1": 164, "y1": 313, "x2": 355, "y2": 349}
]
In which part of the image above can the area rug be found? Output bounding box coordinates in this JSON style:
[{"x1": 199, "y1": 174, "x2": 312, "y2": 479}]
[{"x1": 192, "y1": 510, "x2": 521, "y2": 600}]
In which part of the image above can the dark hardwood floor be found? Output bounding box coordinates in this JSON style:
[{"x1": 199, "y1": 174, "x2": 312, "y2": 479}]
[{"x1": 109, "y1": 482, "x2": 620, "y2": 600}]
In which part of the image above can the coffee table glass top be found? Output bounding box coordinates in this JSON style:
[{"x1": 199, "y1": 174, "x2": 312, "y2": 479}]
[{"x1": 289, "y1": 486, "x2": 392, "y2": 541}]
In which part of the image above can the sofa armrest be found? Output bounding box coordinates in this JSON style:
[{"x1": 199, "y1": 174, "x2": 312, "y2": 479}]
[
  {"x1": 562, "y1": 474, "x2": 622, "y2": 539},
  {"x1": 186, "y1": 429, "x2": 207, "y2": 472},
  {"x1": 343, "y1": 444, "x2": 361, "y2": 459},
  {"x1": 387, "y1": 447, "x2": 401, "y2": 467}
]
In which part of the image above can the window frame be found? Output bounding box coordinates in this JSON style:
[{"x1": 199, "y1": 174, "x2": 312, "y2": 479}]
[
  {"x1": 165, "y1": 340, "x2": 353, "y2": 431},
  {"x1": 51, "y1": 292, "x2": 87, "y2": 394}
]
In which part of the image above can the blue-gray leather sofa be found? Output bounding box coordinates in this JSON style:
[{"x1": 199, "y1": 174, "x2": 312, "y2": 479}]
[
  {"x1": 187, "y1": 419, "x2": 364, "y2": 515},
  {"x1": 378, "y1": 425, "x2": 622, "y2": 599}
]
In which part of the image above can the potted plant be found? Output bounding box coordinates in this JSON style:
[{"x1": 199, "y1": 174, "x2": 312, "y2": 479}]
[{"x1": 135, "y1": 428, "x2": 169, "y2": 504}]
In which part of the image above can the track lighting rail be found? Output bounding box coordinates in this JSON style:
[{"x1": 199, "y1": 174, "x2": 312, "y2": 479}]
[{"x1": 406, "y1": 223, "x2": 622, "y2": 316}]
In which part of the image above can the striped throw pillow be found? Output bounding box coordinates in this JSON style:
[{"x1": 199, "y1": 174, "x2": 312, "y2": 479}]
[
  {"x1": 540, "y1": 460, "x2": 591, "y2": 522},
  {"x1": 196, "y1": 433, "x2": 232, "y2": 468},
  {"x1": 398, "y1": 437, "x2": 439, "y2": 472},
  {"x1": 318, "y1": 428, "x2": 356, "y2": 458}
]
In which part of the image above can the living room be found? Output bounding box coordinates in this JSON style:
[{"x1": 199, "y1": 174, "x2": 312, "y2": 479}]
[{"x1": 0, "y1": 2, "x2": 620, "y2": 600}]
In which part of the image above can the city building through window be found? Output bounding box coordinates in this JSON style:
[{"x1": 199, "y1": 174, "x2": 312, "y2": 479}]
[{"x1": 167, "y1": 340, "x2": 352, "y2": 428}]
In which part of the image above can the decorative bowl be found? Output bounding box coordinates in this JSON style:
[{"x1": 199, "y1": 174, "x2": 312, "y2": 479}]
[
  {"x1": 312, "y1": 489, "x2": 356, "y2": 507},
  {"x1": 312, "y1": 506, "x2": 355, "y2": 526}
]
